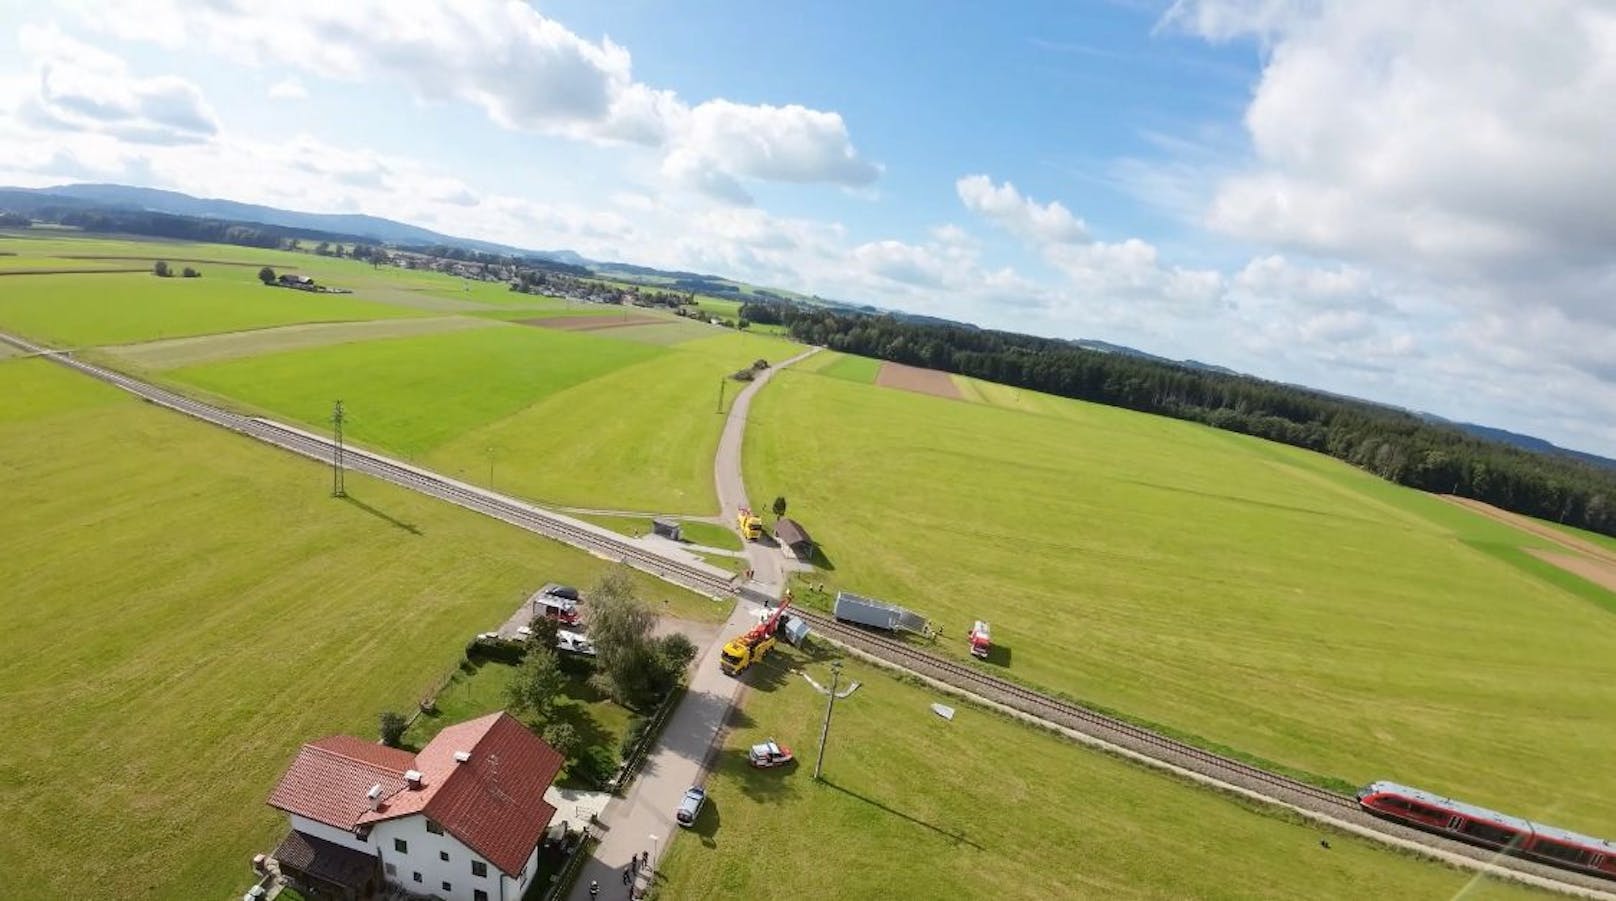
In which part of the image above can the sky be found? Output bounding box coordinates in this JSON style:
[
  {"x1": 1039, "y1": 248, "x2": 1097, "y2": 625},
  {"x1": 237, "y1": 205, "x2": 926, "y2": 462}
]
[{"x1": 1, "y1": 1, "x2": 1614, "y2": 455}]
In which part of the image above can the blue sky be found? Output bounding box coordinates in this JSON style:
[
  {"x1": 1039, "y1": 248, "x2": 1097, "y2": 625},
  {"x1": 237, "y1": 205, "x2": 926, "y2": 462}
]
[{"x1": 2, "y1": 1, "x2": 1615, "y2": 455}]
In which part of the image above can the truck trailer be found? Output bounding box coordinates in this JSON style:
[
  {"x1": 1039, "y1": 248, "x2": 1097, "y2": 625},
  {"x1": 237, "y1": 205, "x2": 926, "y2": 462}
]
[{"x1": 833, "y1": 591, "x2": 929, "y2": 634}]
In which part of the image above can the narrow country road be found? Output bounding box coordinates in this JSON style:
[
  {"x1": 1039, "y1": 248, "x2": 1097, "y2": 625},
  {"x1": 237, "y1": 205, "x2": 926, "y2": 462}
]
[
  {"x1": 566, "y1": 345, "x2": 818, "y2": 900},
  {"x1": 714, "y1": 346, "x2": 821, "y2": 598}
]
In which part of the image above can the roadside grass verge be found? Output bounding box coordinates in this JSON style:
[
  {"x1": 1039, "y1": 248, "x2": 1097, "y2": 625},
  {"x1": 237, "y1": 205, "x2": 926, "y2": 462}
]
[{"x1": 658, "y1": 646, "x2": 1536, "y2": 900}]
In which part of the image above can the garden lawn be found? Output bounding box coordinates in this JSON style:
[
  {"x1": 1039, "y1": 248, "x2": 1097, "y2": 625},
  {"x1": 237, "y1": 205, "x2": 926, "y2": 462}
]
[
  {"x1": 423, "y1": 331, "x2": 800, "y2": 512},
  {"x1": 744, "y1": 370, "x2": 1616, "y2": 835},
  {"x1": 170, "y1": 325, "x2": 660, "y2": 458},
  {"x1": 0, "y1": 269, "x2": 418, "y2": 347},
  {"x1": 0, "y1": 357, "x2": 700, "y2": 900},
  {"x1": 659, "y1": 647, "x2": 1538, "y2": 900},
  {"x1": 403, "y1": 659, "x2": 634, "y2": 788}
]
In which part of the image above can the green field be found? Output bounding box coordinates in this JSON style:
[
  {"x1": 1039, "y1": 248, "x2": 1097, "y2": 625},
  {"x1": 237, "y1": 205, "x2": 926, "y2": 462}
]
[
  {"x1": 171, "y1": 325, "x2": 661, "y2": 457},
  {"x1": 0, "y1": 269, "x2": 420, "y2": 347},
  {"x1": 659, "y1": 647, "x2": 1535, "y2": 900},
  {"x1": 744, "y1": 368, "x2": 1616, "y2": 835},
  {"x1": 100, "y1": 314, "x2": 502, "y2": 369},
  {"x1": 0, "y1": 356, "x2": 711, "y2": 900},
  {"x1": 166, "y1": 322, "x2": 799, "y2": 512},
  {"x1": 815, "y1": 352, "x2": 882, "y2": 383}
]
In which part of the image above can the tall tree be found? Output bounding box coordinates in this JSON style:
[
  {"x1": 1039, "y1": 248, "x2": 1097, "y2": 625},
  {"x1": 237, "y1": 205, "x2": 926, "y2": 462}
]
[
  {"x1": 505, "y1": 646, "x2": 565, "y2": 727},
  {"x1": 258, "y1": 266, "x2": 276, "y2": 285},
  {"x1": 771, "y1": 496, "x2": 788, "y2": 519}
]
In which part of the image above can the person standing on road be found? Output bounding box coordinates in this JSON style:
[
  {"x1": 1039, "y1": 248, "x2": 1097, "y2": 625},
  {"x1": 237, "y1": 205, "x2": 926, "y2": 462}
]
[
  {"x1": 622, "y1": 866, "x2": 632, "y2": 886},
  {"x1": 589, "y1": 880, "x2": 599, "y2": 899}
]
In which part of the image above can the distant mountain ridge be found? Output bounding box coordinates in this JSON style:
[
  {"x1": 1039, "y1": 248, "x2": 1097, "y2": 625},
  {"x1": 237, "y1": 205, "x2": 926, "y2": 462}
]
[
  {"x1": 9, "y1": 183, "x2": 588, "y2": 264},
  {"x1": 1419, "y1": 415, "x2": 1616, "y2": 471}
]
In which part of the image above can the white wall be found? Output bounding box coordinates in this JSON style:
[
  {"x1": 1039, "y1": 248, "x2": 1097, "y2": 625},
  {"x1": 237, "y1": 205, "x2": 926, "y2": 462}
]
[
  {"x1": 288, "y1": 814, "x2": 374, "y2": 855},
  {"x1": 501, "y1": 844, "x2": 541, "y2": 901},
  {"x1": 373, "y1": 814, "x2": 512, "y2": 901}
]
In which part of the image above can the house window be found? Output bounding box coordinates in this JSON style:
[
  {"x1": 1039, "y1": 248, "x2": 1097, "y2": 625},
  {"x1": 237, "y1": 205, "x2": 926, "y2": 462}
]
[
  {"x1": 426, "y1": 819, "x2": 444, "y2": 835},
  {"x1": 394, "y1": 838, "x2": 408, "y2": 854},
  {"x1": 442, "y1": 882, "x2": 452, "y2": 892},
  {"x1": 472, "y1": 860, "x2": 488, "y2": 878},
  {"x1": 475, "y1": 891, "x2": 489, "y2": 901},
  {"x1": 439, "y1": 851, "x2": 450, "y2": 862},
  {"x1": 384, "y1": 863, "x2": 396, "y2": 877},
  {"x1": 412, "y1": 872, "x2": 422, "y2": 883}
]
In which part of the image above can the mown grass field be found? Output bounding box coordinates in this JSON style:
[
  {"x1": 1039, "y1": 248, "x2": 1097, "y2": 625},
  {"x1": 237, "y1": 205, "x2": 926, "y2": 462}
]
[
  {"x1": 660, "y1": 646, "x2": 1536, "y2": 900},
  {"x1": 0, "y1": 357, "x2": 711, "y2": 900},
  {"x1": 744, "y1": 368, "x2": 1616, "y2": 835},
  {"x1": 167, "y1": 321, "x2": 798, "y2": 512},
  {"x1": 0, "y1": 269, "x2": 420, "y2": 346}
]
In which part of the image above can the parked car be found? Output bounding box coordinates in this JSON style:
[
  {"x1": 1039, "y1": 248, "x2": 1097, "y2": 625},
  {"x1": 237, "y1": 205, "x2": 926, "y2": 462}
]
[
  {"x1": 675, "y1": 786, "x2": 706, "y2": 827},
  {"x1": 540, "y1": 583, "x2": 580, "y2": 601},
  {"x1": 747, "y1": 739, "x2": 794, "y2": 768}
]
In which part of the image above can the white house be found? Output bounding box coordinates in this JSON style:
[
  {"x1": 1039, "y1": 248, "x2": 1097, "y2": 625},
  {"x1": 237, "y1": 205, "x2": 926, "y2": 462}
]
[{"x1": 266, "y1": 712, "x2": 564, "y2": 901}]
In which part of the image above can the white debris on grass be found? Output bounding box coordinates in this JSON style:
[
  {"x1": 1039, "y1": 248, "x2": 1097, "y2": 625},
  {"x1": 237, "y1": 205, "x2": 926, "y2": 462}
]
[{"x1": 931, "y1": 703, "x2": 956, "y2": 721}]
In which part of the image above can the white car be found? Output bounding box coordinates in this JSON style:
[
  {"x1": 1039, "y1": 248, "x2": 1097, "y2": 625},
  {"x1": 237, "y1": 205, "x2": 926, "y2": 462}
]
[{"x1": 675, "y1": 786, "x2": 706, "y2": 827}]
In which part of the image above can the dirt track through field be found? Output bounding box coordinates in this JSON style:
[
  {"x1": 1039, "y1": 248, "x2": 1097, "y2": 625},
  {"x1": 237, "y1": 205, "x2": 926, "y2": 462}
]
[
  {"x1": 1442, "y1": 495, "x2": 1616, "y2": 566},
  {"x1": 875, "y1": 361, "x2": 963, "y2": 398},
  {"x1": 521, "y1": 313, "x2": 664, "y2": 331},
  {"x1": 0, "y1": 267, "x2": 148, "y2": 276}
]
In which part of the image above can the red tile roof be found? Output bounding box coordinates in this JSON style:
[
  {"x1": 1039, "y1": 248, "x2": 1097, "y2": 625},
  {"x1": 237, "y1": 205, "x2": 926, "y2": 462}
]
[{"x1": 268, "y1": 712, "x2": 563, "y2": 878}]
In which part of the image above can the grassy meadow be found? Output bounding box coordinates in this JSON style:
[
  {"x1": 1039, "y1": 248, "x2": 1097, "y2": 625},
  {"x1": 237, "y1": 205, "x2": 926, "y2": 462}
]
[
  {"x1": 744, "y1": 365, "x2": 1616, "y2": 835},
  {"x1": 659, "y1": 646, "x2": 1537, "y2": 900},
  {"x1": 0, "y1": 356, "x2": 712, "y2": 900},
  {"x1": 169, "y1": 324, "x2": 798, "y2": 512}
]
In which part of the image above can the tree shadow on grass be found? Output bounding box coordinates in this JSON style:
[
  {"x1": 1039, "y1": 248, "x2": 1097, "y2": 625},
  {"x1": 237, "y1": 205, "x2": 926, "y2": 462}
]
[
  {"x1": 340, "y1": 493, "x2": 422, "y2": 535},
  {"x1": 818, "y1": 780, "x2": 987, "y2": 850},
  {"x1": 712, "y1": 745, "x2": 801, "y2": 805}
]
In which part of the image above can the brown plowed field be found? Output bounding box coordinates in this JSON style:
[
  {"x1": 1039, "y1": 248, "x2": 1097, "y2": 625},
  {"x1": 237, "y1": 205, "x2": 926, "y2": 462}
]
[
  {"x1": 522, "y1": 314, "x2": 664, "y2": 331},
  {"x1": 875, "y1": 361, "x2": 963, "y2": 399},
  {"x1": 1529, "y1": 549, "x2": 1616, "y2": 593}
]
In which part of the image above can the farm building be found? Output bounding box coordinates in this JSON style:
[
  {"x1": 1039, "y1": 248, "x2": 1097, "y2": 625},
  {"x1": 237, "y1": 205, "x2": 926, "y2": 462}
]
[
  {"x1": 773, "y1": 517, "x2": 815, "y2": 559},
  {"x1": 264, "y1": 712, "x2": 562, "y2": 901},
  {"x1": 277, "y1": 273, "x2": 316, "y2": 289}
]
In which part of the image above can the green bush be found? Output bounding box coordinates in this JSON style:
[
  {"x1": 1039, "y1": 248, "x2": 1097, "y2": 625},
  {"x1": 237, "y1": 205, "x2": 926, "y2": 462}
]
[
  {"x1": 572, "y1": 745, "x2": 619, "y2": 789},
  {"x1": 466, "y1": 635, "x2": 525, "y2": 664},
  {"x1": 618, "y1": 716, "x2": 649, "y2": 758}
]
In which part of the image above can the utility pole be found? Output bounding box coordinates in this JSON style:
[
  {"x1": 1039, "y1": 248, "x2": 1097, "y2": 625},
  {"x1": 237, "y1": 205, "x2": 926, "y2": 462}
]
[
  {"x1": 811, "y1": 661, "x2": 860, "y2": 780},
  {"x1": 716, "y1": 377, "x2": 726, "y2": 413},
  {"x1": 330, "y1": 400, "x2": 346, "y2": 498}
]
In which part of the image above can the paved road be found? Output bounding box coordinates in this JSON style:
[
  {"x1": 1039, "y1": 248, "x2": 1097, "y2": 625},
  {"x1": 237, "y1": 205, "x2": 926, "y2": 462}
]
[
  {"x1": 714, "y1": 346, "x2": 821, "y2": 597},
  {"x1": 566, "y1": 598, "x2": 762, "y2": 901}
]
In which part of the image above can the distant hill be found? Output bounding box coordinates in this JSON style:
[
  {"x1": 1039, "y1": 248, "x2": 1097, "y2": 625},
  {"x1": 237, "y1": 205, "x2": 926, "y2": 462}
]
[
  {"x1": 3, "y1": 183, "x2": 587, "y2": 264},
  {"x1": 1418, "y1": 415, "x2": 1616, "y2": 471}
]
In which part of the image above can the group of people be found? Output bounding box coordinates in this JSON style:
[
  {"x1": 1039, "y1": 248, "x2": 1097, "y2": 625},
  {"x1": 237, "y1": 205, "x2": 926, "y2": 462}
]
[{"x1": 587, "y1": 851, "x2": 650, "y2": 899}]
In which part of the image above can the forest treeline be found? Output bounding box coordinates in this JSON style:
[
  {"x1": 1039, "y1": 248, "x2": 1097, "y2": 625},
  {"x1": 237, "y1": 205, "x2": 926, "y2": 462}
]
[{"x1": 741, "y1": 301, "x2": 1616, "y2": 538}]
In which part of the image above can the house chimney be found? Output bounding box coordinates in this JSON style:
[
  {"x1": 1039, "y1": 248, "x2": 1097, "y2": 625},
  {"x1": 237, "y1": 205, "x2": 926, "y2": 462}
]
[
  {"x1": 366, "y1": 783, "x2": 383, "y2": 811},
  {"x1": 453, "y1": 751, "x2": 471, "y2": 764},
  {"x1": 405, "y1": 769, "x2": 424, "y2": 789}
]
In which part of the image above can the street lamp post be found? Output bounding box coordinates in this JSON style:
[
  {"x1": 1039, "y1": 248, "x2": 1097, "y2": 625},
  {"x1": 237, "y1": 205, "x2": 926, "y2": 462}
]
[{"x1": 648, "y1": 834, "x2": 659, "y2": 872}]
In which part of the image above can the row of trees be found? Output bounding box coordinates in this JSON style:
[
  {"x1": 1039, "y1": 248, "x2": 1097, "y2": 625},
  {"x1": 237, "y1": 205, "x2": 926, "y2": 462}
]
[
  {"x1": 746, "y1": 302, "x2": 1616, "y2": 537},
  {"x1": 151, "y1": 261, "x2": 200, "y2": 278}
]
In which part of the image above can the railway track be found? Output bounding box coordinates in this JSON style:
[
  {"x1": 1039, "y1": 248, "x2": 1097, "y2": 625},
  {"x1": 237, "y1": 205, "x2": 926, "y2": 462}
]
[
  {"x1": 7, "y1": 331, "x2": 1611, "y2": 897},
  {"x1": 791, "y1": 608, "x2": 1358, "y2": 811}
]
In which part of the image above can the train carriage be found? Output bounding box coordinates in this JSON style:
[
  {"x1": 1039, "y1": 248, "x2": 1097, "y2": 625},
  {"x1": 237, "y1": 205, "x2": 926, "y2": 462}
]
[{"x1": 1357, "y1": 781, "x2": 1616, "y2": 879}]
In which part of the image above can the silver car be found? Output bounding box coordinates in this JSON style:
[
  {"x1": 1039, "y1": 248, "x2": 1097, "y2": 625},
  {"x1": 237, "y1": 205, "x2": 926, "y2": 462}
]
[{"x1": 675, "y1": 786, "x2": 706, "y2": 827}]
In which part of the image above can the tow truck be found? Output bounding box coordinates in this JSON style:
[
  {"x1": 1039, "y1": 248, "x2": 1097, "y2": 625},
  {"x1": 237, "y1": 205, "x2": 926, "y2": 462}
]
[
  {"x1": 736, "y1": 505, "x2": 763, "y2": 541},
  {"x1": 719, "y1": 594, "x2": 792, "y2": 676}
]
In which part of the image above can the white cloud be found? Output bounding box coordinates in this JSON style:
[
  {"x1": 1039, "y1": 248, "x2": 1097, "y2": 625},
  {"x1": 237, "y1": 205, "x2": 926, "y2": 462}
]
[
  {"x1": 79, "y1": 0, "x2": 878, "y2": 202},
  {"x1": 956, "y1": 175, "x2": 1090, "y2": 244},
  {"x1": 267, "y1": 78, "x2": 307, "y2": 101},
  {"x1": 12, "y1": 24, "x2": 217, "y2": 145}
]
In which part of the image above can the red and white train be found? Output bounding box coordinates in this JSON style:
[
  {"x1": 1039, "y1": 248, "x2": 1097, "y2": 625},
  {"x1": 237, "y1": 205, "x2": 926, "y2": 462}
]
[{"x1": 1358, "y1": 781, "x2": 1616, "y2": 879}]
